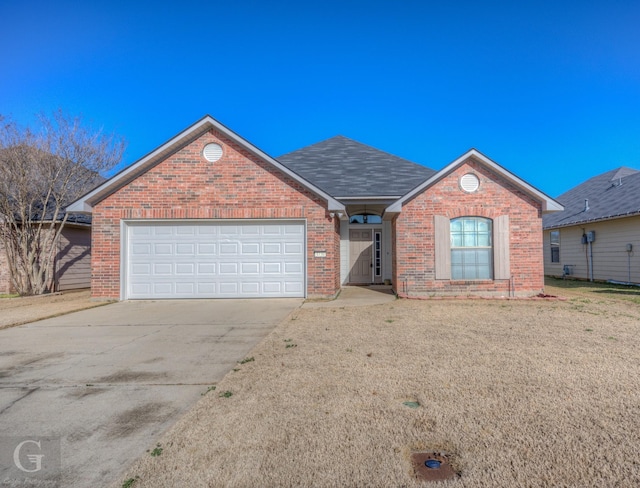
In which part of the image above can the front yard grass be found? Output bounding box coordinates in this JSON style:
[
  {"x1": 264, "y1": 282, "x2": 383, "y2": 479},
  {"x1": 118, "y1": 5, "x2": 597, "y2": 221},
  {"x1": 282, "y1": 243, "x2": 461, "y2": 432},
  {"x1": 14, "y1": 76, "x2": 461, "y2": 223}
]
[
  {"x1": 546, "y1": 276, "x2": 640, "y2": 304},
  {"x1": 118, "y1": 284, "x2": 640, "y2": 487}
]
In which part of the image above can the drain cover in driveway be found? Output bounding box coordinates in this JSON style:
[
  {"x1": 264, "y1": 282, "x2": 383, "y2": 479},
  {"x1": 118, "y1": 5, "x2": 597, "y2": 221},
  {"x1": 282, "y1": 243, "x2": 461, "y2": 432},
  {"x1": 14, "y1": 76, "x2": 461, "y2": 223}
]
[{"x1": 411, "y1": 451, "x2": 457, "y2": 482}]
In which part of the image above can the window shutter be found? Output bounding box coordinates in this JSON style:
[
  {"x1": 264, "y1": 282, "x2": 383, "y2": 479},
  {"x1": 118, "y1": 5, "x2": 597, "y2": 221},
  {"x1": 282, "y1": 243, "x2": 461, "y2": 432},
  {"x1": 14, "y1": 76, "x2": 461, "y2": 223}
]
[
  {"x1": 494, "y1": 215, "x2": 510, "y2": 280},
  {"x1": 434, "y1": 215, "x2": 451, "y2": 279}
]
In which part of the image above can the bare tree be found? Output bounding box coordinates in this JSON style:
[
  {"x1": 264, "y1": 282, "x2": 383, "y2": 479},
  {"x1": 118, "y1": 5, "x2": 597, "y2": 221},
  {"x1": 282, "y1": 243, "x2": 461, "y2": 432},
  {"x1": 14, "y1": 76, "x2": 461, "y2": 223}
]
[{"x1": 0, "y1": 111, "x2": 125, "y2": 295}]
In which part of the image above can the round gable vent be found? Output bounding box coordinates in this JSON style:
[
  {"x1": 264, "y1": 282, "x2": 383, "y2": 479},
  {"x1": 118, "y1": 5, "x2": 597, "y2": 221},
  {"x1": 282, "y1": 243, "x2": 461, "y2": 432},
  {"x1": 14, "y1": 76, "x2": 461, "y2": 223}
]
[
  {"x1": 460, "y1": 173, "x2": 480, "y2": 193},
  {"x1": 203, "y1": 143, "x2": 223, "y2": 162}
]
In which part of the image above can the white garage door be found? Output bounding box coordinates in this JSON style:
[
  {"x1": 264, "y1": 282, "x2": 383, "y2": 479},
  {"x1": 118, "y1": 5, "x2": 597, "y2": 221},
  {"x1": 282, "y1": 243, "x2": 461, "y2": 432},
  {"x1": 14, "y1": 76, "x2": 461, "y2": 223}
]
[{"x1": 124, "y1": 220, "x2": 305, "y2": 299}]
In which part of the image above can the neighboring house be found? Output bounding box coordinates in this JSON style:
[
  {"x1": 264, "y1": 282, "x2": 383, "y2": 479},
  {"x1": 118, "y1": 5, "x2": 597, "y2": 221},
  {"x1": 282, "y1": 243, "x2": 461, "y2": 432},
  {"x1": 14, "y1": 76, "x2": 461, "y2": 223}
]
[
  {"x1": 67, "y1": 115, "x2": 562, "y2": 300},
  {"x1": 543, "y1": 167, "x2": 640, "y2": 284},
  {"x1": 0, "y1": 215, "x2": 92, "y2": 294}
]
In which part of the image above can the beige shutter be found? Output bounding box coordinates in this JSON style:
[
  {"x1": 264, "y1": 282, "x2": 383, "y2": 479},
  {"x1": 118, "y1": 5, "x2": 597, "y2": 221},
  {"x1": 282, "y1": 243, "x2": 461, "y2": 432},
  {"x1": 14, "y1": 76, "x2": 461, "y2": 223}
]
[
  {"x1": 434, "y1": 215, "x2": 451, "y2": 280},
  {"x1": 493, "y1": 215, "x2": 510, "y2": 280}
]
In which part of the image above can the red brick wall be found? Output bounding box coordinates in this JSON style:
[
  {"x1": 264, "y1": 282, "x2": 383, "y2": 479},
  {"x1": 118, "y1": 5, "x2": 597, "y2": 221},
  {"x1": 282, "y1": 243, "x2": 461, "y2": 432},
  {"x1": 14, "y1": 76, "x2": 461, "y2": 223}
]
[
  {"x1": 92, "y1": 128, "x2": 340, "y2": 299},
  {"x1": 393, "y1": 157, "x2": 544, "y2": 297}
]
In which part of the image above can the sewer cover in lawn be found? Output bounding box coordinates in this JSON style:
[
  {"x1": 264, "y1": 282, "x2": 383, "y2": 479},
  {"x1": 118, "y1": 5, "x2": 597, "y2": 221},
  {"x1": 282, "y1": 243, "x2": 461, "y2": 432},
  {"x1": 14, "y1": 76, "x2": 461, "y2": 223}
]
[{"x1": 411, "y1": 451, "x2": 457, "y2": 482}]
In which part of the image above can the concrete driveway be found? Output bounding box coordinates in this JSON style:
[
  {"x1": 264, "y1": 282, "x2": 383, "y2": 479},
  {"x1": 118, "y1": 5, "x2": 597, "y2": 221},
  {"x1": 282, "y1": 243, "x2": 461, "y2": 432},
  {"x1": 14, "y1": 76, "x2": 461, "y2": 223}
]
[{"x1": 0, "y1": 298, "x2": 301, "y2": 487}]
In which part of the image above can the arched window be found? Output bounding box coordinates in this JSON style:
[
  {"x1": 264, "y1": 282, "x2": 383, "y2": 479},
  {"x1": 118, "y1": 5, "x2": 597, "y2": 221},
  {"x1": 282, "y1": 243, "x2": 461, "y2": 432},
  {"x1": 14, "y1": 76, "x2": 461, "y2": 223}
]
[
  {"x1": 349, "y1": 213, "x2": 382, "y2": 224},
  {"x1": 450, "y1": 217, "x2": 493, "y2": 279}
]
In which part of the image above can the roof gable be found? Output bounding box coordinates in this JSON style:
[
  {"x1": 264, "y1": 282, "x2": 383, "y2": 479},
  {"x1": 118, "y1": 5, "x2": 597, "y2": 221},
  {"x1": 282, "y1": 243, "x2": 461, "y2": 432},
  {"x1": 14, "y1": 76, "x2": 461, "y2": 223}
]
[
  {"x1": 543, "y1": 166, "x2": 640, "y2": 229},
  {"x1": 386, "y1": 149, "x2": 563, "y2": 214},
  {"x1": 277, "y1": 135, "x2": 436, "y2": 198},
  {"x1": 67, "y1": 116, "x2": 345, "y2": 213}
]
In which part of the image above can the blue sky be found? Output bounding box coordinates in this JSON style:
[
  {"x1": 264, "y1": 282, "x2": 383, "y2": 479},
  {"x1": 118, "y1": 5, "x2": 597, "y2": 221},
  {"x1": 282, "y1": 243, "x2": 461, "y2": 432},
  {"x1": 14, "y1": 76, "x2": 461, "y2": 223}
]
[{"x1": 2, "y1": 0, "x2": 639, "y2": 197}]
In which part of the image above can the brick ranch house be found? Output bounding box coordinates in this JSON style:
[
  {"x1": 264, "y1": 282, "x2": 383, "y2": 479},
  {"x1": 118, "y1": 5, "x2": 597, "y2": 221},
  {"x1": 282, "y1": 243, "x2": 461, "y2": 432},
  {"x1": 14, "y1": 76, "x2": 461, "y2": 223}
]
[{"x1": 67, "y1": 115, "x2": 562, "y2": 300}]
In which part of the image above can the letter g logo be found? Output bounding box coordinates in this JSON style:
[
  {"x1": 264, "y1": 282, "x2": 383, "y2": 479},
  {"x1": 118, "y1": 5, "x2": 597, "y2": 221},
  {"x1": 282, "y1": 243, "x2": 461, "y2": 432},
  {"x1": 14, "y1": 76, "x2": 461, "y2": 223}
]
[{"x1": 13, "y1": 440, "x2": 44, "y2": 473}]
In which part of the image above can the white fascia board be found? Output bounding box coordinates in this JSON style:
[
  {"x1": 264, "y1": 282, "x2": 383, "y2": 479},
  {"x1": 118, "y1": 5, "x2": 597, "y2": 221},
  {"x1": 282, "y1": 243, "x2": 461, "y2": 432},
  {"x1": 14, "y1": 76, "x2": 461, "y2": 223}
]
[
  {"x1": 67, "y1": 115, "x2": 344, "y2": 213},
  {"x1": 385, "y1": 149, "x2": 563, "y2": 214}
]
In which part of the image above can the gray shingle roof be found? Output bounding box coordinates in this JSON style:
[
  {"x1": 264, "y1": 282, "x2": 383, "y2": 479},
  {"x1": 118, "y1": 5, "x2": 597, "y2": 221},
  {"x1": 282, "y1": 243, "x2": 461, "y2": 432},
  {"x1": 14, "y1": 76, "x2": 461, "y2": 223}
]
[
  {"x1": 276, "y1": 135, "x2": 436, "y2": 198},
  {"x1": 543, "y1": 167, "x2": 640, "y2": 229}
]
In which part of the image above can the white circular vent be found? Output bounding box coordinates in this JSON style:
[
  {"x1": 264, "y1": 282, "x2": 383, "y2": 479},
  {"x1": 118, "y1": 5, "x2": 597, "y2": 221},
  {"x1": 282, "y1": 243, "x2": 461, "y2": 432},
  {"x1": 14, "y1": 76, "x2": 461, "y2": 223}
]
[
  {"x1": 203, "y1": 143, "x2": 223, "y2": 162},
  {"x1": 460, "y1": 173, "x2": 480, "y2": 193}
]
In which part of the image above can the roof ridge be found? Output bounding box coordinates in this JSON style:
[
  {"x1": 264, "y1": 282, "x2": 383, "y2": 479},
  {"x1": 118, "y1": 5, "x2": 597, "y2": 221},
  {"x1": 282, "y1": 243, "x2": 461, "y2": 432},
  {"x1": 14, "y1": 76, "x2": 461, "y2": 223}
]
[
  {"x1": 278, "y1": 135, "x2": 433, "y2": 169},
  {"x1": 610, "y1": 166, "x2": 639, "y2": 181},
  {"x1": 276, "y1": 135, "x2": 436, "y2": 197}
]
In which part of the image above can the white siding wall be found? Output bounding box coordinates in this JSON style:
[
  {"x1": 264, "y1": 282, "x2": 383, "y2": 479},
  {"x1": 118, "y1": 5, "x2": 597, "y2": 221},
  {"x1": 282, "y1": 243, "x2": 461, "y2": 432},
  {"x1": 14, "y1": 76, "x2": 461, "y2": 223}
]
[{"x1": 544, "y1": 215, "x2": 640, "y2": 283}]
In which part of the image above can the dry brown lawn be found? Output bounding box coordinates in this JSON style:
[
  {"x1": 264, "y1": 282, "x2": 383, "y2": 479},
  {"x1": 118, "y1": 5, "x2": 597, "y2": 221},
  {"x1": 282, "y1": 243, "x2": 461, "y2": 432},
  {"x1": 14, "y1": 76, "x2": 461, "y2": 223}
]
[
  {"x1": 0, "y1": 289, "x2": 110, "y2": 329},
  {"x1": 117, "y1": 279, "x2": 640, "y2": 487}
]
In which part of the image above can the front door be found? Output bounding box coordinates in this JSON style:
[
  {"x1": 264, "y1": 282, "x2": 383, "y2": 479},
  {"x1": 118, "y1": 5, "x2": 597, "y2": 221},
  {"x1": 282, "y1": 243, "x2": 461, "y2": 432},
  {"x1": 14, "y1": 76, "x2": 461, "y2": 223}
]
[{"x1": 349, "y1": 229, "x2": 372, "y2": 284}]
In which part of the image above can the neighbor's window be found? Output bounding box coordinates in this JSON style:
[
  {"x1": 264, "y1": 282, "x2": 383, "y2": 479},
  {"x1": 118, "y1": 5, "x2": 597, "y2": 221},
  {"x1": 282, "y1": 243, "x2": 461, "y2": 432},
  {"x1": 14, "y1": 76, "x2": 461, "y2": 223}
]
[
  {"x1": 450, "y1": 217, "x2": 493, "y2": 280},
  {"x1": 550, "y1": 230, "x2": 560, "y2": 263}
]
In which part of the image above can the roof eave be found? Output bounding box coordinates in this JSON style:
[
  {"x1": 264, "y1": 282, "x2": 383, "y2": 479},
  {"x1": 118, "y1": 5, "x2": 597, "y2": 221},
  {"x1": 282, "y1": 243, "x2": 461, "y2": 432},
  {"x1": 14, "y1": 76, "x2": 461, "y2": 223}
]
[
  {"x1": 67, "y1": 115, "x2": 344, "y2": 213},
  {"x1": 543, "y1": 209, "x2": 640, "y2": 230}
]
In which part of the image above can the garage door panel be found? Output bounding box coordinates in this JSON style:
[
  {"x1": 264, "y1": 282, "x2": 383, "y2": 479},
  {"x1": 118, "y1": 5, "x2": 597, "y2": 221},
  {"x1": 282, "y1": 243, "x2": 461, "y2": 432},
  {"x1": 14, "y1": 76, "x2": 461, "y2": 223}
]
[
  {"x1": 241, "y1": 282, "x2": 260, "y2": 294},
  {"x1": 131, "y1": 263, "x2": 151, "y2": 275},
  {"x1": 176, "y1": 226, "x2": 195, "y2": 235},
  {"x1": 263, "y1": 226, "x2": 282, "y2": 235},
  {"x1": 262, "y1": 282, "x2": 282, "y2": 293},
  {"x1": 284, "y1": 262, "x2": 303, "y2": 274},
  {"x1": 241, "y1": 262, "x2": 260, "y2": 274},
  {"x1": 154, "y1": 226, "x2": 173, "y2": 236},
  {"x1": 198, "y1": 283, "x2": 216, "y2": 294},
  {"x1": 220, "y1": 243, "x2": 239, "y2": 255},
  {"x1": 132, "y1": 244, "x2": 151, "y2": 255},
  {"x1": 153, "y1": 283, "x2": 172, "y2": 295},
  {"x1": 154, "y1": 244, "x2": 172, "y2": 254},
  {"x1": 284, "y1": 243, "x2": 303, "y2": 254},
  {"x1": 284, "y1": 281, "x2": 303, "y2": 293},
  {"x1": 175, "y1": 282, "x2": 195, "y2": 294},
  {"x1": 176, "y1": 243, "x2": 195, "y2": 255},
  {"x1": 175, "y1": 263, "x2": 194, "y2": 274},
  {"x1": 197, "y1": 263, "x2": 215, "y2": 274},
  {"x1": 198, "y1": 243, "x2": 216, "y2": 255},
  {"x1": 242, "y1": 243, "x2": 260, "y2": 254},
  {"x1": 263, "y1": 243, "x2": 281, "y2": 254},
  {"x1": 153, "y1": 263, "x2": 172, "y2": 275},
  {"x1": 284, "y1": 225, "x2": 303, "y2": 235},
  {"x1": 131, "y1": 283, "x2": 151, "y2": 295},
  {"x1": 241, "y1": 225, "x2": 261, "y2": 236},
  {"x1": 126, "y1": 221, "x2": 305, "y2": 299},
  {"x1": 263, "y1": 262, "x2": 281, "y2": 274},
  {"x1": 219, "y1": 263, "x2": 238, "y2": 274},
  {"x1": 219, "y1": 282, "x2": 239, "y2": 295}
]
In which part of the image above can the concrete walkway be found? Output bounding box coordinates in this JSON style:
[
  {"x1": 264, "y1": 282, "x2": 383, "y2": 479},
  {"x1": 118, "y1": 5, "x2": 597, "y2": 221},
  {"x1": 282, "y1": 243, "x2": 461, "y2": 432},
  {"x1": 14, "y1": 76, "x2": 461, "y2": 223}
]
[{"x1": 303, "y1": 285, "x2": 397, "y2": 308}]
